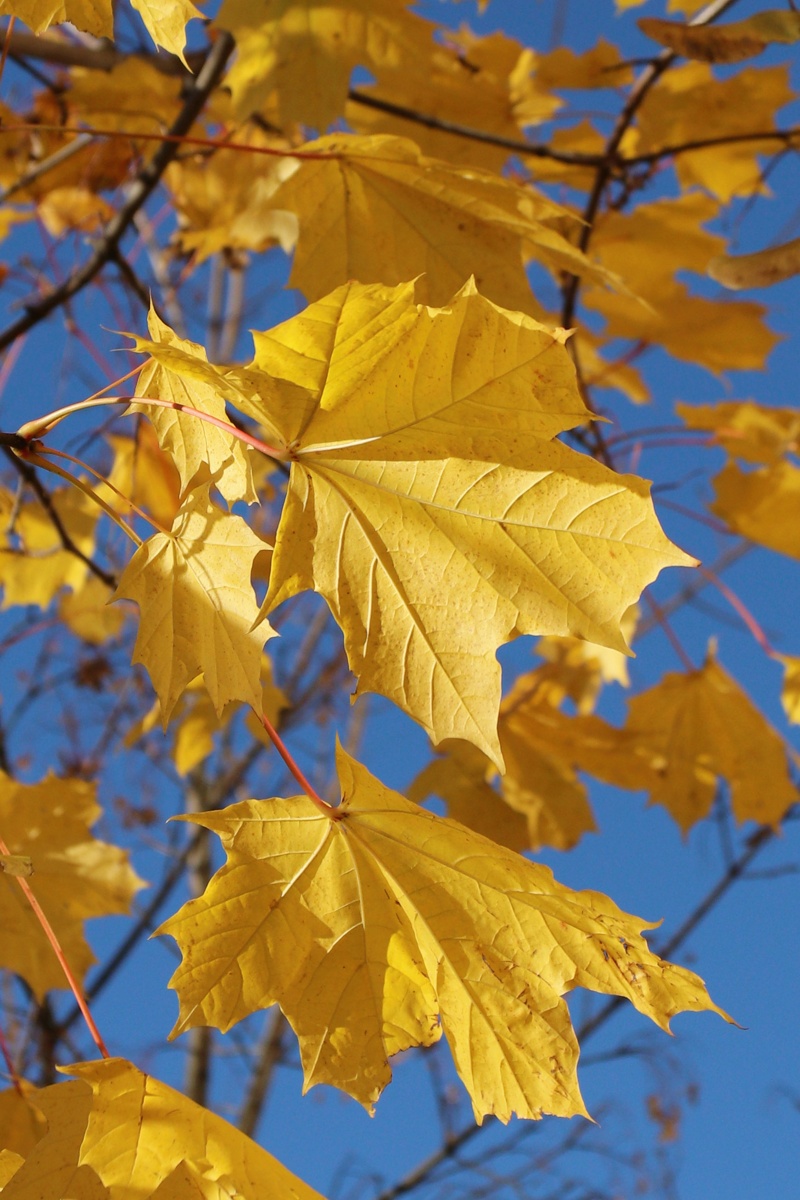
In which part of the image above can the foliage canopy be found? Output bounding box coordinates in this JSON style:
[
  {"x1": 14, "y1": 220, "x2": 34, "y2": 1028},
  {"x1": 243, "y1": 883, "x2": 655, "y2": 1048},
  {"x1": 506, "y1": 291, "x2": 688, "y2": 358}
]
[{"x1": 0, "y1": 0, "x2": 798, "y2": 1196}]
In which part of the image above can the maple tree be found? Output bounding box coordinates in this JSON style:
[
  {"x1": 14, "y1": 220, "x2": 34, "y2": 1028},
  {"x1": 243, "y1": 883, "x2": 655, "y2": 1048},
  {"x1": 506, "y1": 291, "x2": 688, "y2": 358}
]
[{"x1": 0, "y1": 0, "x2": 797, "y2": 1195}]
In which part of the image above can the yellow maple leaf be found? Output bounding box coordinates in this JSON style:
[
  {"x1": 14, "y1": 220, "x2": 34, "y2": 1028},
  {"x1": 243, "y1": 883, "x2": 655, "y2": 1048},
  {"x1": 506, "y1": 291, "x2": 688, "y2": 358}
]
[
  {"x1": 630, "y1": 62, "x2": 793, "y2": 201},
  {"x1": 709, "y1": 235, "x2": 800, "y2": 291},
  {"x1": 0, "y1": 0, "x2": 201, "y2": 62},
  {"x1": 0, "y1": 1084, "x2": 46, "y2": 1157},
  {"x1": 536, "y1": 39, "x2": 633, "y2": 90},
  {"x1": 99, "y1": 426, "x2": 181, "y2": 529},
  {"x1": 408, "y1": 740, "x2": 529, "y2": 854},
  {"x1": 268, "y1": 133, "x2": 612, "y2": 311},
  {"x1": 158, "y1": 745, "x2": 730, "y2": 1123},
  {"x1": 222, "y1": 278, "x2": 692, "y2": 765},
  {"x1": 677, "y1": 399, "x2": 800, "y2": 465},
  {"x1": 620, "y1": 654, "x2": 799, "y2": 832},
  {"x1": 711, "y1": 459, "x2": 800, "y2": 558},
  {"x1": 0, "y1": 773, "x2": 144, "y2": 999},
  {"x1": 0, "y1": 486, "x2": 97, "y2": 611},
  {"x1": 113, "y1": 485, "x2": 274, "y2": 722},
  {"x1": 0, "y1": 1058, "x2": 324, "y2": 1200},
  {"x1": 215, "y1": 0, "x2": 436, "y2": 128},
  {"x1": 166, "y1": 128, "x2": 299, "y2": 263},
  {"x1": 58, "y1": 576, "x2": 125, "y2": 645},
  {"x1": 347, "y1": 27, "x2": 559, "y2": 171},
  {"x1": 129, "y1": 307, "x2": 258, "y2": 506}
]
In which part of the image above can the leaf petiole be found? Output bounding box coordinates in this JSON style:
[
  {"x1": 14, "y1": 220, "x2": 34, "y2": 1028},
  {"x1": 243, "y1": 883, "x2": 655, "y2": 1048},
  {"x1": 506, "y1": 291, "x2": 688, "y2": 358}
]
[
  {"x1": 255, "y1": 708, "x2": 342, "y2": 820},
  {"x1": 0, "y1": 830, "x2": 110, "y2": 1059}
]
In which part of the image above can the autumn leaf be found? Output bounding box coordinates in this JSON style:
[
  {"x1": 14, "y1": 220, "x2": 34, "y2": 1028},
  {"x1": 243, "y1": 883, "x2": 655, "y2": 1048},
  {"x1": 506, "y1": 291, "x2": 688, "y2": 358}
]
[
  {"x1": 0, "y1": 1083, "x2": 46, "y2": 1158},
  {"x1": 711, "y1": 460, "x2": 800, "y2": 558},
  {"x1": 166, "y1": 129, "x2": 299, "y2": 263},
  {"x1": 536, "y1": 39, "x2": 633, "y2": 89},
  {"x1": 0, "y1": 773, "x2": 144, "y2": 999},
  {"x1": 59, "y1": 576, "x2": 125, "y2": 645},
  {"x1": 0, "y1": 486, "x2": 97, "y2": 611},
  {"x1": 618, "y1": 654, "x2": 799, "y2": 832},
  {"x1": 0, "y1": 1058, "x2": 324, "y2": 1200},
  {"x1": 630, "y1": 62, "x2": 793, "y2": 201},
  {"x1": 677, "y1": 399, "x2": 800, "y2": 466},
  {"x1": 113, "y1": 484, "x2": 274, "y2": 722},
  {"x1": 638, "y1": 12, "x2": 800, "y2": 64},
  {"x1": 215, "y1": 278, "x2": 693, "y2": 764},
  {"x1": 709, "y1": 236, "x2": 800, "y2": 291},
  {"x1": 215, "y1": 0, "x2": 436, "y2": 128},
  {"x1": 158, "y1": 745, "x2": 730, "y2": 1123},
  {"x1": 0, "y1": 0, "x2": 202, "y2": 62},
  {"x1": 408, "y1": 740, "x2": 530, "y2": 854},
  {"x1": 347, "y1": 26, "x2": 559, "y2": 171},
  {"x1": 268, "y1": 133, "x2": 614, "y2": 310},
  {"x1": 129, "y1": 306, "x2": 258, "y2": 506}
]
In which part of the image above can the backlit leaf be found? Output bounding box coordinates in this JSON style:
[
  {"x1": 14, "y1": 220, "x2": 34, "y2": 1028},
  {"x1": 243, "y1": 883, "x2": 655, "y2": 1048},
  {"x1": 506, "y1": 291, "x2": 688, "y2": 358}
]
[
  {"x1": 711, "y1": 460, "x2": 800, "y2": 558},
  {"x1": 638, "y1": 12, "x2": 800, "y2": 64},
  {"x1": 709, "y1": 236, "x2": 800, "y2": 290},
  {"x1": 0, "y1": 773, "x2": 144, "y2": 999},
  {"x1": 238, "y1": 279, "x2": 691, "y2": 765},
  {"x1": 619, "y1": 654, "x2": 799, "y2": 832},
  {"x1": 129, "y1": 306, "x2": 258, "y2": 506},
  {"x1": 269, "y1": 133, "x2": 612, "y2": 311},
  {"x1": 1, "y1": 1058, "x2": 324, "y2": 1200},
  {"x1": 113, "y1": 485, "x2": 274, "y2": 722},
  {"x1": 158, "y1": 745, "x2": 730, "y2": 1123},
  {"x1": 677, "y1": 399, "x2": 800, "y2": 465}
]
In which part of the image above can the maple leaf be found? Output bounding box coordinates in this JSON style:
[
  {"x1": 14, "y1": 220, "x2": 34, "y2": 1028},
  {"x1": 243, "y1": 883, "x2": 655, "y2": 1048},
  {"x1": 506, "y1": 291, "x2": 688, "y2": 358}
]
[
  {"x1": 709, "y1": 236, "x2": 800, "y2": 291},
  {"x1": 129, "y1": 307, "x2": 258, "y2": 507},
  {"x1": 0, "y1": 486, "x2": 97, "y2": 611},
  {"x1": 0, "y1": 1058, "x2": 324, "y2": 1200},
  {"x1": 347, "y1": 27, "x2": 559, "y2": 171},
  {"x1": 59, "y1": 577, "x2": 125, "y2": 645},
  {"x1": 167, "y1": 135, "x2": 299, "y2": 264},
  {"x1": 158, "y1": 745, "x2": 730, "y2": 1123},
  {"x1": 0, "y1": 0, "x2": 202, "y2": 62},
  {"x1": 214, "y1": 0, "x2": 436, "y2": 128},
  {"x1": 638, "y1": 12, "x2": 800, "y2": 64},
  {"x1": 617, "y1": 654, "x2": 799, "y2": 832},
  {"x1": 631, "y1": 62, "x2": 793, "y2": 201},
  {"x1": 583, "y1": 194, "x2": 778, "y2": 374},
  {"x1": 0, "y1": 1083, "x2": 46, "y2": 1157},
  {"x1": 711, "y1": 460, "x2": 800, "y2": 558},
  {"x1": 113, "y1": 485, "x2": 274, "y2": 722},
  {"x1": 0, "y1": 773, "x2": 144, "y2": 999},
  {"x1": 408, "y1": 739, "x2": 530, "y2": 854},
  {"x1": 536, "y1": 39, "x2": 633, "y2": 89},
  {"x1": 677, "y1": 399, "x2": 800, "y2": 466},
  {"x1": 268, "y1": 133, "x2": 613, "y2": 310},
  {"x1": 212, "y1": 278, "x2": 692, "y2": 765}
]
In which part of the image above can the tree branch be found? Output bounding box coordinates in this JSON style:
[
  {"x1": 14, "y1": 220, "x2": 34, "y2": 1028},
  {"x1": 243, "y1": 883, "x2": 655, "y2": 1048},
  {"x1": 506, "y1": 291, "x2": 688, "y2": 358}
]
[{"x1": 0, "y1": 31, "x2": 234, "y2": 356}]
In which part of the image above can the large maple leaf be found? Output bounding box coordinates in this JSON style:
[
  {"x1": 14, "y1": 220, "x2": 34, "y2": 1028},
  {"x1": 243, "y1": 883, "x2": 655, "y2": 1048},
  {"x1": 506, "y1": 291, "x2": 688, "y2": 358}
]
[
  {"x1": 133, "y1": 279, "x2": 692, "y2": 764},
  {"x1": 239, "y1": 279, "x2": 692, "y2": 764},
  {"x1": 268, "y1": 133, "x2": 612, "y2": 310},
  {"x1": 158, "y1": 745, "x2": 730, "y2": 1123},
  {"x1": 0, "y1": 774, "x2": 144, "y2": 999},
  {"x1": 0, "y1": 1058, "x2": 324, "y2": 1199}
]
